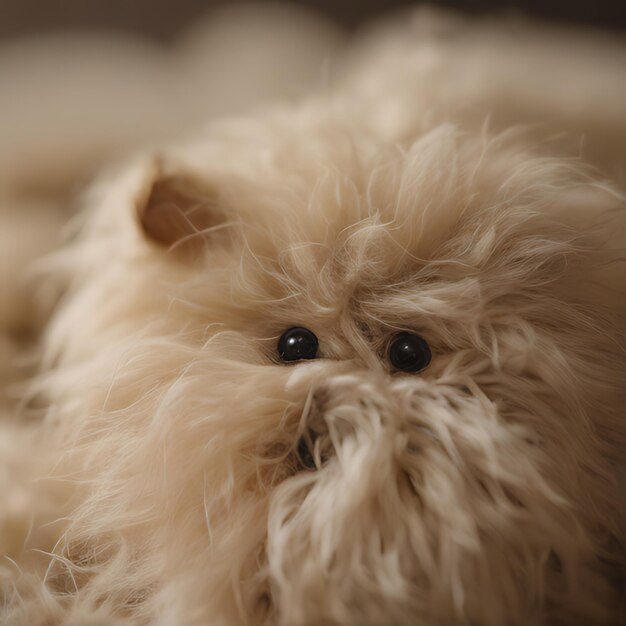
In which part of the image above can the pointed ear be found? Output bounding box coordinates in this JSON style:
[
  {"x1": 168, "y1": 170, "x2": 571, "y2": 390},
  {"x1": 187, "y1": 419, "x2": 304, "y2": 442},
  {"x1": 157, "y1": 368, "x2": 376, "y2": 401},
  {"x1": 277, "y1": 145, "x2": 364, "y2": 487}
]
[{"x1": 135, "y1": 160, "x2": 229, "y2": 256}]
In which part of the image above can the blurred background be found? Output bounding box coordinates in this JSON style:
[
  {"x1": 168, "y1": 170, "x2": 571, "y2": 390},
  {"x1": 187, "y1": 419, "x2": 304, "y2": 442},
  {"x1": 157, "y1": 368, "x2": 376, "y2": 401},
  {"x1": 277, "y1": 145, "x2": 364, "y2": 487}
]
[
  {"x1": 1, "y1": 0, "x2": 624, "y2": 199},
  {"x1": 1, "y1": 0, "x2": 625, "y2": 39}
]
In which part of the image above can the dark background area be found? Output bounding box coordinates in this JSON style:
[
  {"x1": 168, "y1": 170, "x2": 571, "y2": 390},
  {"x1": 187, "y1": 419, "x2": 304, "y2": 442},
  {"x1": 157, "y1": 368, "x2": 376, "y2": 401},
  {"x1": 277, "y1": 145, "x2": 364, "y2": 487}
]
[{"x1": 1, "y1": 0, "x2": 625, "y2": 42}]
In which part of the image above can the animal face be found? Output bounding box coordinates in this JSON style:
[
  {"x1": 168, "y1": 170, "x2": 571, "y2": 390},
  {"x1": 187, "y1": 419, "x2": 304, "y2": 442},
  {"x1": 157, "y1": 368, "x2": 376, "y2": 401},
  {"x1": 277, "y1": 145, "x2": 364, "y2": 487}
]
[{"x1": 36, "y1": 109, "x2": 624, "y2": 625}]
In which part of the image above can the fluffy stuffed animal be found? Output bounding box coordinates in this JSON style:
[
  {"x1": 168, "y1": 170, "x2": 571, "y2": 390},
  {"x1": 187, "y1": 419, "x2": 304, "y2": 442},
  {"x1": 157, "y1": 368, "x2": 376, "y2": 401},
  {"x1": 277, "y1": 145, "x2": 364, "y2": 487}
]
[{"x1": 1, "y1": 6, "x2": 625, "y2": 625}]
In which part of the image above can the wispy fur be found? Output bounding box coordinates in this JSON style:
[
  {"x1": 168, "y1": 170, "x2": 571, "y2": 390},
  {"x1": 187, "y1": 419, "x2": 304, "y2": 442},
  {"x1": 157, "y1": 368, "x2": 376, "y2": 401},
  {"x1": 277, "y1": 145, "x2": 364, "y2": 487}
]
[{"x1": 1, "y1": 9, "x2": 625, "y2": 626}]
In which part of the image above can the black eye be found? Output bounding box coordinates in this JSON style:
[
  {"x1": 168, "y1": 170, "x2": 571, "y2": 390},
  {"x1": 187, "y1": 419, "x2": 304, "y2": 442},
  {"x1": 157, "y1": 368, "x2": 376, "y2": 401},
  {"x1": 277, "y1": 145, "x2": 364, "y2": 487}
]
[
  {"x1": 388, "y1": 332, "x2": 431, "y2": 373},
  {"x1": 278, "y1": 327, "x2": 319, "y2": 363}
]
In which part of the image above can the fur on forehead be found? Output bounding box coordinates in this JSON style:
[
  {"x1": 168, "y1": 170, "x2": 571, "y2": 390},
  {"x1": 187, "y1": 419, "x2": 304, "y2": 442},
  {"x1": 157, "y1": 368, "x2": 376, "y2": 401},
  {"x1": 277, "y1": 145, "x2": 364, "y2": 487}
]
[
  {"x1": 129, "y1": 114, "x2": 618, "y2": 316},
  {"x1": 139, "y1": 117, "x2": 588, "y2": 266}
]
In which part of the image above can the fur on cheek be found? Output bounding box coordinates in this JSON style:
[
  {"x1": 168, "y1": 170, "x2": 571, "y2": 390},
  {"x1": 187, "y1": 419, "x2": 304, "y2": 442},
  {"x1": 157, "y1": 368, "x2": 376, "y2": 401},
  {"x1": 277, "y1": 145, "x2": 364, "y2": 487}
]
[{"x1": 27, "y1": 334, "x2": 353, "y2": 623}]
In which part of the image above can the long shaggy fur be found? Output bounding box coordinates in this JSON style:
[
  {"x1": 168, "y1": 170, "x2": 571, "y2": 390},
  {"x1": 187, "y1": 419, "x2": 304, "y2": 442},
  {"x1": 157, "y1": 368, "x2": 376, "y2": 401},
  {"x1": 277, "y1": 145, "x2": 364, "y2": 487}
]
[{"x1": 1, "y1": 7, "x2": 625, "y2": 626}]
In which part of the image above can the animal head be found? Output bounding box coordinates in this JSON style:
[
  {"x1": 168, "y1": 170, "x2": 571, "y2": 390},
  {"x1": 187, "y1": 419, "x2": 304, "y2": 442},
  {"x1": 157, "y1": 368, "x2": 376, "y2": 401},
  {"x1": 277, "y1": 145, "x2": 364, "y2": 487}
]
[{"x1": 40, "y1": 106, "x2": 625, "y2": 625}]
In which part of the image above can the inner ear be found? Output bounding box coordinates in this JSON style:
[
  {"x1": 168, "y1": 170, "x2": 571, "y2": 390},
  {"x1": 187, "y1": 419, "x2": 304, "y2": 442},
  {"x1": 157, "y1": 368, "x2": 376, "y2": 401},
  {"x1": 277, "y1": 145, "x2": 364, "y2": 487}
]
[{"x1": 136, "y1": 162, "x2": 228, "y2": 256}]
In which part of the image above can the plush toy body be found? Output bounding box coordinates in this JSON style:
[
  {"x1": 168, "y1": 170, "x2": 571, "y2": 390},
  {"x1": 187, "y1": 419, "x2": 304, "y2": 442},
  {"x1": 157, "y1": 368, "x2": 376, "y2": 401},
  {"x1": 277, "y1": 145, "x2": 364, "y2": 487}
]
[{"x1": 1, "y1": 8, "x2": 625, "y2": 625}]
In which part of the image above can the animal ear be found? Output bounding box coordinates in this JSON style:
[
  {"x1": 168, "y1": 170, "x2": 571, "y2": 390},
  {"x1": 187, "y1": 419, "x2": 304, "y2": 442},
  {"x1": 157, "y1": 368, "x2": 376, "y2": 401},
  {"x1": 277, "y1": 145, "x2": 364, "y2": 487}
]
[{"x1": 136, "y1": 160, "x2": 228, "y2": 255}]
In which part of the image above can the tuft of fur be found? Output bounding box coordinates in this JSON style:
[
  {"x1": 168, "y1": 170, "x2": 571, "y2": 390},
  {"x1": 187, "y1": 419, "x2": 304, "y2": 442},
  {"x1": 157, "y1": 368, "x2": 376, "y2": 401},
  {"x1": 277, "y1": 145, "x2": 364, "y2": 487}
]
[{"x1": 1, "y1": 7, "x2": 625, "y2": 626}]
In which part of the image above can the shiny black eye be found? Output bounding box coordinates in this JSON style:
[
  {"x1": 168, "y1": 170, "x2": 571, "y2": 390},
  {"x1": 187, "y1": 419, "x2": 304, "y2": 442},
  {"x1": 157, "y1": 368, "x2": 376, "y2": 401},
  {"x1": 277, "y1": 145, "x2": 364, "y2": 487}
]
[
  {"x1": 388, "y1": 332, "x2": 431, "y2": 373},
  {"x1": 277, "y1": 327, "x2": 319, "y2": 363}
]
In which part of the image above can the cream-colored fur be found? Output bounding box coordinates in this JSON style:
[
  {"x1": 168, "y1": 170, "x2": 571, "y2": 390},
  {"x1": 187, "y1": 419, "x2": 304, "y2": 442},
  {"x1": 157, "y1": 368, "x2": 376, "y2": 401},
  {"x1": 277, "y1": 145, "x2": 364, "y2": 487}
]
[{"x1": 1, "y1": 6, "x2": 625, "y2": 625}]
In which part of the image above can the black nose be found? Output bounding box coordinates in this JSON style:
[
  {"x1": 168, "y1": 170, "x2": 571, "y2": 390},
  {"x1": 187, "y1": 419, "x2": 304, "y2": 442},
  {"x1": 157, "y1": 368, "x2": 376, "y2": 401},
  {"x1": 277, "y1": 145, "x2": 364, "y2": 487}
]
[{"x1": 296, "y1": 436, "x2": 316, "y2": 470}]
